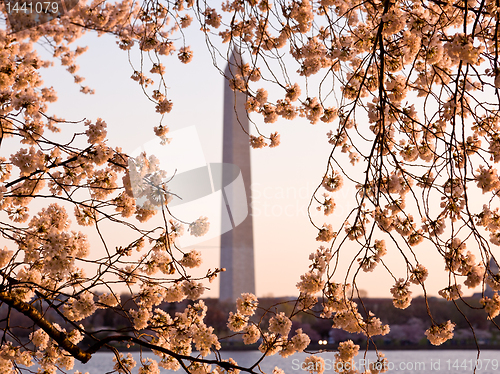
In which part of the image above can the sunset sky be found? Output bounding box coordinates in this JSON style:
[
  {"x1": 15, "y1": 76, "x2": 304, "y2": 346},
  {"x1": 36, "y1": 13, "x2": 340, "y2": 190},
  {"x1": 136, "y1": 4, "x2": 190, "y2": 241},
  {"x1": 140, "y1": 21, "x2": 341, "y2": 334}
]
[{"x1": 30, "y1": 25, "x2": 483, "y2": 300}]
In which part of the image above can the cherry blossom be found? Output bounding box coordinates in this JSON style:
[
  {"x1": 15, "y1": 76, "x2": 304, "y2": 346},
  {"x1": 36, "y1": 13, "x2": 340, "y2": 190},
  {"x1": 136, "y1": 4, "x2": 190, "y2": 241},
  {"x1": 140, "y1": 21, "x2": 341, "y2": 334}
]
[{"x1": 2, "y1": 0, "x2": 500, "y2": 370}]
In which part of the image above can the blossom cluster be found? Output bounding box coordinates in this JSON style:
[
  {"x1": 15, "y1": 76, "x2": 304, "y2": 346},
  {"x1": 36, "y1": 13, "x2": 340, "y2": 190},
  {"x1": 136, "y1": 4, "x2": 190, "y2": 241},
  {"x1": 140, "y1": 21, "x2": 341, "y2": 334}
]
[{"x1": 3, "y1": 0, "x2": 500, "y2": 370}]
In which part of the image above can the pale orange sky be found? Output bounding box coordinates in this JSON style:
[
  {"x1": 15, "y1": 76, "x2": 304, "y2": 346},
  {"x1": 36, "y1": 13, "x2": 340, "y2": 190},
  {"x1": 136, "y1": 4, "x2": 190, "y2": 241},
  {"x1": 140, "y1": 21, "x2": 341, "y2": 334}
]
[{"x1": 16, "y1": 26, "x2": 488, "y2": 301}]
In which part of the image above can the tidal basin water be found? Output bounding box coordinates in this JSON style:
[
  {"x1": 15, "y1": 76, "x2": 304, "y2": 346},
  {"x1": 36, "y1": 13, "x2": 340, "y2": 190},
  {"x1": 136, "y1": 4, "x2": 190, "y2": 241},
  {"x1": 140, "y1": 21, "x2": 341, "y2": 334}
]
[{"x1": 73, "y1": 350, "x2": 500, "y2": 373}]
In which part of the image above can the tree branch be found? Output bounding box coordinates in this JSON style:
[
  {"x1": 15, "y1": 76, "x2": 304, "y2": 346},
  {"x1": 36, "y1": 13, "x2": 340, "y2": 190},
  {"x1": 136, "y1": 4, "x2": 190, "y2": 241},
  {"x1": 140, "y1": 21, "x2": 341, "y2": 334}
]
[{"x1": 0, "y1": 291, "x2": 92, "y2": 363}]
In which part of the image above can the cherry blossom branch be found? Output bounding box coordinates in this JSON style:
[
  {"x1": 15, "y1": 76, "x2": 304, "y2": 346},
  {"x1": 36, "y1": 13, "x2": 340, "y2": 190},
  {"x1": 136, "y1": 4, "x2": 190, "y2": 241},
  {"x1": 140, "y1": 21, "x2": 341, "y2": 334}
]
[{"x1": 0, "y1": 291, "x2": 92, "y2": 363}]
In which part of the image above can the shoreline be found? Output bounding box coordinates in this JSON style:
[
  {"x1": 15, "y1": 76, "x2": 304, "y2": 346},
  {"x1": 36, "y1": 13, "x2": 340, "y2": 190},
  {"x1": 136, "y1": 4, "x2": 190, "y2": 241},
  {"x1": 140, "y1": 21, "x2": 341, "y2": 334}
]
[{"x1": 216, "y1": 343, "x2": 500, "y2": 352}]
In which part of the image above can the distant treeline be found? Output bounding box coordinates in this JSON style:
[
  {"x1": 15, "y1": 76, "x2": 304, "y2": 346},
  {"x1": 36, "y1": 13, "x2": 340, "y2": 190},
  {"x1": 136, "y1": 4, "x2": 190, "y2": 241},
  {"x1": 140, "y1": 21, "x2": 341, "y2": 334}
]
[
  {"x1": 1, "y1": 295, "x2": 499, "y2": 351},
  {"x1": 202, "y1": 296, "x2": 500, "y2": 349}
]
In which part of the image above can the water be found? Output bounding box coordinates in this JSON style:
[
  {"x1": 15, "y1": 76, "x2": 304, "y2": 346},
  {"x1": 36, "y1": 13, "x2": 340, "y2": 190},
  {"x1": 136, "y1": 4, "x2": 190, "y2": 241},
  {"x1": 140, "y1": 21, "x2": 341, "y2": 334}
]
[{"x1": 72, "y1": 350, "x2": 500, "y2": 373}]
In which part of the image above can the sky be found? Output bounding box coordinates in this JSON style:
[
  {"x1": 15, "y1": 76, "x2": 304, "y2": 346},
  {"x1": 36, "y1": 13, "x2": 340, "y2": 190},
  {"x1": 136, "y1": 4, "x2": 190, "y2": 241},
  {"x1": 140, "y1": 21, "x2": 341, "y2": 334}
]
[{"x1": 17, "y1": 21, "x2": 485, "y2": 300}]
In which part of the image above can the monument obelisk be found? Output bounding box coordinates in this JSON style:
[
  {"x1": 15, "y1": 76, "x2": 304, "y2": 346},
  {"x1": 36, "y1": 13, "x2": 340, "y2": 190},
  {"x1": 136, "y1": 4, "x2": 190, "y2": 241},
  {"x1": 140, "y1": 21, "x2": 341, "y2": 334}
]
[{"x1": 219, "y1": 49, "x2": 256, "y2": 302}]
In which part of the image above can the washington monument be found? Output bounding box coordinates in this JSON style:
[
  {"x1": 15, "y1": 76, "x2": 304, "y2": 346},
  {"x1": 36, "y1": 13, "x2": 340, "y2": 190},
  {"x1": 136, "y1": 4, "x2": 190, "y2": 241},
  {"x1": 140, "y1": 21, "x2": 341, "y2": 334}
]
[{"x1": 219, "y1": 50, "x2": 256, "y2": 302}]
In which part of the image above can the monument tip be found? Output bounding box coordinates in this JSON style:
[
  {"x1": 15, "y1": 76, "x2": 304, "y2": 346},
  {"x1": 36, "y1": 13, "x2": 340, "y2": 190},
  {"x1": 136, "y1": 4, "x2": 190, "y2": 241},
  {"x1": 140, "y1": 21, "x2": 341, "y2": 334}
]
[{"x1": 225, "y1": 45, "x2": 244, "y2": 78}]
